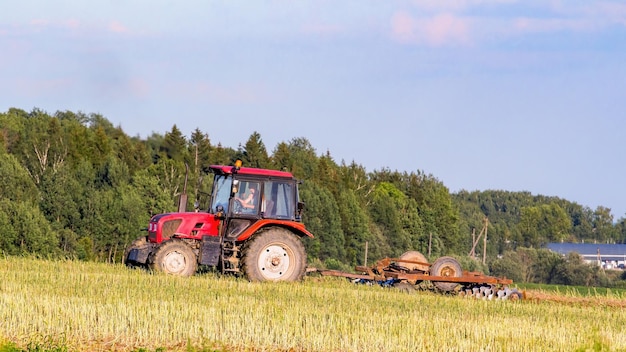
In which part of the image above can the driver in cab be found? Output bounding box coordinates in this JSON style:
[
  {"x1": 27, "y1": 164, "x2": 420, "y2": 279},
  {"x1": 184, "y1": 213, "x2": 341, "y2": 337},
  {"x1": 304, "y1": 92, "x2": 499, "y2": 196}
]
[{"x1": 235, "y1": 187, "x2": 256, "y2": 210}]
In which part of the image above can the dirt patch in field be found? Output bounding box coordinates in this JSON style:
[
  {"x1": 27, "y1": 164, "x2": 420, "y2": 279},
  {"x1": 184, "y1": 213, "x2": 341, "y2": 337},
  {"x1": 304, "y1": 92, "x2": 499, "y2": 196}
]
[{"x1": 523, "y1": 290, "x2": 626, "y2": 308}]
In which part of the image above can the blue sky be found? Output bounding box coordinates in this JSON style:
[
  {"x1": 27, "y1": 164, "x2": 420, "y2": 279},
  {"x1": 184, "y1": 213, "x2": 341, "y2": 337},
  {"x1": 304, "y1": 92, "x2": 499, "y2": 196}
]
[{"x1": 2, "y1": 1, "x2": 626, "y2": 219}]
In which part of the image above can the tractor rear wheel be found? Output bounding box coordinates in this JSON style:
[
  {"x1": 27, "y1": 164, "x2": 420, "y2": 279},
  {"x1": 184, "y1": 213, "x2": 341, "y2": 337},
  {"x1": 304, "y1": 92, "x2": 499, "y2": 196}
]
[
  {"x1": 150, "y1": 240, "x2": 198, "y2": 277},
  {"x1": 430, "y1": 256, "x2": 462, "y2": 292},
  {"x1": 241, "y1": 227, "x2": 306, "y2": 282}
]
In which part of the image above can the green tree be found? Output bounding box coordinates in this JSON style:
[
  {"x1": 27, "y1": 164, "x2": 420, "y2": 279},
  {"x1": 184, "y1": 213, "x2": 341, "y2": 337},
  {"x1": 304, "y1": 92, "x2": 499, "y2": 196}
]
[
  {"x1": 211, "y1": 142, "x2": 237, "y2": 166},
  {"x1": 554, "y1": 252, "x2": 600, "y2": 286},
  {"x1": 241, "y1": 131, "x2": 270, "y2": 169},
  {"x1": 0, "y1": 153, "x2": 39, "y2": 203},
  {"x1": 616, "y1": 217, "x2": 626, "y2": 244},
  {"x1": 299, "y1": 182, "x2": 345, "y2": 261},
  {"x1": 337, "y1": 189, "x2": 375, "y2": 265},
  {"x1": 188, "y1": 128, "x2": 213, "y2": 206},
  {"x1": 369, "y1": 182, "x2": 411, "y2": 256},
  {"x1": 39, "y1": 164, "x2": 82, "y2": 229},
  {"x1": 404, "y1": 197, "x2": 428, "y2": 256},
  {"x1": 91, "y1": 126, "x2": 112, "y2": 169},
  {"x1": 19, "y1": 112, "x2": 68, "y2": 184},
  {"x1": 543, "y1": 203, "x2": 572, "y2": 242},
  {"x1": 161, "y1": 125, "x2": 187, "y2": 161},
  {"x1": 116, "y1": 134, "x2": 150, "y2": 174},
  {"x1": 189, "y1": 128, "x2": 212, "y2": 173},
  {"x1": 507, "y1": 247, "x2": 563, "y2": 284},
  {"x1": 0, "y1": 199, "x2": 59, "y2": 256},
  {"x1": 89, "y1": 185, "x2": 145, "y2": 262},
  {"x1": 271, "y1": 142, "x2": 292, "y2": 171},
  {"x1": 338, "y1": 161, "x2": 372, "y2": 201},
  {"x1": 489, "y1": 251, "x2": 524, "y2": 283},
  {"x1": 131, "y1": 169, "x2": 176, "y2": 216},
  {"x1": 406, "y1": 172, "x2": 459, "y2": 254},
  {"x1": 54, "y1": 109, "x2": 89, "y2": 125},
  {"x1": 0, "y1": 108, "x2": 27, "y2": 154},
  {"x1": 518, "y1": 206, "x2": 543, "y2": 247},
  {"x1": 518, "y1": 204, "x2": 572, "y2": 246},
  {"x1": 281, "y1": 137, "x2": 318, "y2": 179},
  {"x1": 313, "y1": 152, "x2": 340, "y2": 195},
  {"x1": 88, "y1": 113, "x2": 118, "y2": 136},
  {"x1": 145, "y1": 132, "x2": 165, "y2": 163},
  {"x1": 531, "y1": 247, "x2": 564, "y2": 284},
  {"x1": 566, "y1": 203, "x2": 594, "y2": 241},
  {"x1": 62, "y1": 115, "x2": 92, "y2": 168},
  {"x1": 96, "y1": 154, "x2": 131, "y2": 189},
  {"x1": 592, "y1": 206, "x2": 616, "y2": 243}
]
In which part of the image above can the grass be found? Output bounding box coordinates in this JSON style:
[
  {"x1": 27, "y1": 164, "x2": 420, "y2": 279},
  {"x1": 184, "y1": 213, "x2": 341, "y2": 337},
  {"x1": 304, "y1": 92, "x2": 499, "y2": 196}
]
[
  {"x1": 1, "y1": 256, "x2": 626, "y2": 351},
  {"x1": 518, "y1": 282, "x2": 626, "y2": 297}
]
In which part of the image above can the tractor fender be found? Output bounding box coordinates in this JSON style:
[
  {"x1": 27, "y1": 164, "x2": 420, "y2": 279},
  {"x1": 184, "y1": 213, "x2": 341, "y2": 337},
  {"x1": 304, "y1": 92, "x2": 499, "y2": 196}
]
[{"x1": 236, "y1": 219, "x2": 314, "y2": 242}]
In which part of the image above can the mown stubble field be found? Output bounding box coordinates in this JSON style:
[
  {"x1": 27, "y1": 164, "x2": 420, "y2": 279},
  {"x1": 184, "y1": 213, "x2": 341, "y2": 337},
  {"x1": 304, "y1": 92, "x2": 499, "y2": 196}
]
[{"x1": 1, "y1": 256, "x2": 625, "y2": 352}]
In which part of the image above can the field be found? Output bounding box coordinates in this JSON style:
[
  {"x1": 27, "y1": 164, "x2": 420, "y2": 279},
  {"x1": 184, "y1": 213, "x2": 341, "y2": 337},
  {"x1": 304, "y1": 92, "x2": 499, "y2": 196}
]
[{"x1": 1, "y1": 256, "x2": 625, "y2": 352}]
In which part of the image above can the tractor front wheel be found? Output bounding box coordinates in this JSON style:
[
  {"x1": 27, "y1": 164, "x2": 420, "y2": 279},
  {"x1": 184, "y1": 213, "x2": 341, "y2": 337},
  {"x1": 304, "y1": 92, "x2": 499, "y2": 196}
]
[
  {"x1": 241, "y1": 227, "x2": 306, "y2": 282},
  {"x1": 124, "y1": 236, "x2": 150, "y2": 268},
  {"x1": 150, "y1": 240, "x2": 198, "y2": 277}
]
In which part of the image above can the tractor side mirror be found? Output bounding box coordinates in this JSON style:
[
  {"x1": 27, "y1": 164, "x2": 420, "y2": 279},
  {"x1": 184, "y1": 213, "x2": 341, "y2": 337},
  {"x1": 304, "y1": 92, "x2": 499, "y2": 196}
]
[
  {"x1": 296, "y1": 201, "x2": 305, "y2": 219},
  {"x1": 214, "y1": 205, "x2": 226, "y2": 220}
]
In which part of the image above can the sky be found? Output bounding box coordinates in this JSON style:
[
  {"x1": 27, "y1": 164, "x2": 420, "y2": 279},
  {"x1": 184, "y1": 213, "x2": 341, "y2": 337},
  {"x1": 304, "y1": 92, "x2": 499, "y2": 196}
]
[{"x1": 1, "y1": 1, "x2": 626, "y2": 219}]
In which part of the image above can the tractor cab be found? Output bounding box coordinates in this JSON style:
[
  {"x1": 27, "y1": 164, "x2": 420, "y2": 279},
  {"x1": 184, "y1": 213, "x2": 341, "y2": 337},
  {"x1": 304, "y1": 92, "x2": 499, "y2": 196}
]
[{"x1": 208, "y1": 161, "x2": 304, "y2": 223}]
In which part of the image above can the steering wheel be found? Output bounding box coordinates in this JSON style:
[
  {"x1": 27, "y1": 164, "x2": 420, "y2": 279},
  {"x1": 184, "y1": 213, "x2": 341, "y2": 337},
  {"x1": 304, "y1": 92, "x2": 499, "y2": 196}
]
[{"x1": 233, "y1": 199, "x2": 243, "y2": 213}]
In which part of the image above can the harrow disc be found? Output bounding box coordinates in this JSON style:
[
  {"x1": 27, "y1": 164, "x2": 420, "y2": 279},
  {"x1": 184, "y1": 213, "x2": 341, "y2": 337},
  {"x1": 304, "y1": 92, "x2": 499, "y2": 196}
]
[
  {"x1": 495, "y1": 287, "x2": 524, "y2": 300},
  {"x1": 460, "y1": 285, "x2": 524, "y2": 300}
]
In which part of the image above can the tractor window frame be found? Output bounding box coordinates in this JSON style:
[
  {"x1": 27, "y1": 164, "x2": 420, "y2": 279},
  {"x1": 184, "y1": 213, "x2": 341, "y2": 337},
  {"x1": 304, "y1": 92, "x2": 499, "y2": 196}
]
[{"x1": 209, "y1": 174, "x2": 233, "y2": 214}]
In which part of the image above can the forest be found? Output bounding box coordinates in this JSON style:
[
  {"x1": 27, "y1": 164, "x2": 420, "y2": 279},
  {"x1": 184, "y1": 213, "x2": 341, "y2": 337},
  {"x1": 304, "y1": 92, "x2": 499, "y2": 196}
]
[{"x1": 2, "y1": 107, "x2": 626, "y2": 286}]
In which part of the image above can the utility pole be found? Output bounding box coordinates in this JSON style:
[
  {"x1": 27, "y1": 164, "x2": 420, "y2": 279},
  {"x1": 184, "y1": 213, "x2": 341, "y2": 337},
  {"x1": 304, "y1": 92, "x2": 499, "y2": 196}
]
[
  {"x1": 468, "y1": 217, "x2": 489, "y2": 264},
  {"x1": 428, "y1": 233, "x2": 432, "y2": 258},
  {"x1": 483, "y1": 218, "x2": 488, "y2": 265},
  {"x1": 470, "y1": 228, "x2": 476, "y2": 258}
]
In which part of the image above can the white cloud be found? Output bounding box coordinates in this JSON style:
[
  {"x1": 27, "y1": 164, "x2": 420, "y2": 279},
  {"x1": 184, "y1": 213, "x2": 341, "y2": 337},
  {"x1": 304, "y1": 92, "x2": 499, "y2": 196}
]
[
  {"x1": 108, "y1": 21, "x2": 130, "y2": 34},
  {"x1": 409, "y1": 0, "x2": 518, "y2": 12},
  {"x1": 513, "y1": 17, "x2": 598, "y2": 33},
  {"x1": 301, "y1": 23, "x2": 343, "y2": 36},
  {"x1": 391, "y1": 11, "x2": 472, "y2": 46},
  {"x1": 585, "y1": 1, "x2": 626, "y2": 26},
  {"x1": 391, "y1": 1, "x2": 626, "y2": 47}
]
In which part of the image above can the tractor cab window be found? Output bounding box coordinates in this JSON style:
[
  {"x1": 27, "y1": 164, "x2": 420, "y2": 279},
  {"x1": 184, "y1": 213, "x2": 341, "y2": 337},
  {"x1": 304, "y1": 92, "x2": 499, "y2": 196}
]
[
  {"x1": 262, "y1": 180, "x2": 296, "y2": 220},
  {"x1": 210, "y1": 174, "x2": 232, "y2": 213}
]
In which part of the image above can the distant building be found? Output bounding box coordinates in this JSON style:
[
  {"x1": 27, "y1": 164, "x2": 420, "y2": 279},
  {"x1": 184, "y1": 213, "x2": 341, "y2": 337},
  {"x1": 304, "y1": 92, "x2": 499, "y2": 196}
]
[{"x1": 545, "y1": 243, "x2": 626, "y2": 269}]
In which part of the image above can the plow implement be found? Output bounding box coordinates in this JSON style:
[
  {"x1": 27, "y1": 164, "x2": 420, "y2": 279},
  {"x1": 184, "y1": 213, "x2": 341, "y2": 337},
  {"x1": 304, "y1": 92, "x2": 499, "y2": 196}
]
[{"x1": 312, "y1": 251, "x2": 524, "y2": 300}]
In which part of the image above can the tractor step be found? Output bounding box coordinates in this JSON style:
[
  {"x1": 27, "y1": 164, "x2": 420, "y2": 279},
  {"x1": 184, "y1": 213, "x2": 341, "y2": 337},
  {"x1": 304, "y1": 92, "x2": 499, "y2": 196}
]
[{"x1": 199, "y1": 236, "x2": 221, "y2": 266}]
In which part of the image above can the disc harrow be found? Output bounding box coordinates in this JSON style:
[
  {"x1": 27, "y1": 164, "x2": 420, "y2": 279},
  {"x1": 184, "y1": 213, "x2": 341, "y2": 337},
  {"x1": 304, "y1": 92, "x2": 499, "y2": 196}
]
[
  {"x1": 312, "y1": 251, "x2": 524, "y2": 300},
  {"x1": 459, "y1": 285, "x2": 524, "y2": 300}
]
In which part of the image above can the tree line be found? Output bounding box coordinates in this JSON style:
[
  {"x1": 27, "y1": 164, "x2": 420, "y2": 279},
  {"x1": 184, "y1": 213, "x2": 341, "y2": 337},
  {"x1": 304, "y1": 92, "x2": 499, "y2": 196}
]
[{"x1": 1, "y1": 108, "x2": 625, "y2": 286}]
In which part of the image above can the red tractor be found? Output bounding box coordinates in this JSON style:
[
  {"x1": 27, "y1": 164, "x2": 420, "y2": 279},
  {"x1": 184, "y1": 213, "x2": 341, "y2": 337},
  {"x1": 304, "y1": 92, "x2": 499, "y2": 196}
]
[{"x1": 124, "y1": 160, "x2": 313, "y2": 282}]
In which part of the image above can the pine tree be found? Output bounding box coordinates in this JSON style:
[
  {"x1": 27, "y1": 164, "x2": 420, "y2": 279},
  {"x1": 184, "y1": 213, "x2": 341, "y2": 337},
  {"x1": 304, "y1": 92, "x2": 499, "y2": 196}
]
[
  {"x1": 161, "y1": 125, "x2": 187, "y2": 161},
  {"x1": 242, "y1": 131, "x2": 270, "y2": 168},
  {"x1": 189, "y1": 128, "x2": 212, "y2": 173}
]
